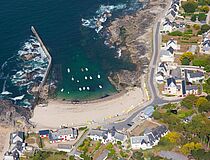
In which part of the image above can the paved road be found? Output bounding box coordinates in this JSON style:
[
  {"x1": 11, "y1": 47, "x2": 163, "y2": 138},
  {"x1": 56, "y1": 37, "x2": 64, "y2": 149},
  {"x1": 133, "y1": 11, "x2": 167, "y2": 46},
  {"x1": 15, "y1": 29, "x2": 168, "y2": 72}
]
[{"x1": 104, "y1": 22, "x2": 181, "y2": 131}]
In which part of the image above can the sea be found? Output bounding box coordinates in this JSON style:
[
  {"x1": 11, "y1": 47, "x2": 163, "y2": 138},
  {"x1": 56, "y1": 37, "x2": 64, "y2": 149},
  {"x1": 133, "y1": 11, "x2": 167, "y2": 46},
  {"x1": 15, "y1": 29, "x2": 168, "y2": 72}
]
[{"x1": 0, "y1": 0, "x2": 144, "y2": 107}]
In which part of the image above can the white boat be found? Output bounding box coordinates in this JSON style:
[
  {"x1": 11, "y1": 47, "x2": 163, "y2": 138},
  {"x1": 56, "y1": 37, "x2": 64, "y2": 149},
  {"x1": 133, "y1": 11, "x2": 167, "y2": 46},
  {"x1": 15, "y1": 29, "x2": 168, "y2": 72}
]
[
  {"x1": 61, "y1": 88, "x2": 64, "y2": 92},
  {"x1": 71, "y1": 77, "x2": 74, "y2": 81},
  {"x1": 77, "y1": 80, "x2": 80, "y2": 83},
  {"x1": 68, "y1": 92, "x2": 70, "y2": 94},
  {"x1": 97, "y1": 74, "x2": 101, "y2": 79},
  {"x1": 85, "y1": 68, "x2": 89, "y2": 71},
  {"x1": 79, "y1": 87, "x2": 82, "y2": 91},
  {"x1": 83, "y1": 87, "x2": 86, "y2": 90},
  {"x1": 87, "y1": 87, "x2": 90, "y2": 90},
  {"x1": 67, "y1": 68, "x2": 71, "y2": 73},
  {"x1": 89, "y1": 76, "x2": 93, "y2": 80},
  {"x1": 85, "y1": 76, "x2": 88, "y2": 80},
  {"x1": 99, "y1": 85, "x2": 103, "y2": 89}
]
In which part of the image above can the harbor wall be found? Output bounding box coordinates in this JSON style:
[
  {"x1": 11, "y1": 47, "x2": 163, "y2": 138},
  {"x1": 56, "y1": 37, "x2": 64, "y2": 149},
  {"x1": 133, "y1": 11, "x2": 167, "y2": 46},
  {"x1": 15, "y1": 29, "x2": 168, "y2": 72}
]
[{"x1": 31, "y1": 26, "x2": 52, "y2": 92}]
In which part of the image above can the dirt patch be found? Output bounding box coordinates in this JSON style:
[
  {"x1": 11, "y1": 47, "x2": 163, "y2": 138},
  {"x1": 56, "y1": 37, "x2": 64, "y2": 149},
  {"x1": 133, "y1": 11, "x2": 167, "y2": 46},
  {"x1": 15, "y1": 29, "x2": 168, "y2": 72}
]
[
  {"x1": 0, "y1": 125, "x2": 13, "y2": 159},
  {"x1": 129, "y1": 120, "x2": 159, "y2": 136}
]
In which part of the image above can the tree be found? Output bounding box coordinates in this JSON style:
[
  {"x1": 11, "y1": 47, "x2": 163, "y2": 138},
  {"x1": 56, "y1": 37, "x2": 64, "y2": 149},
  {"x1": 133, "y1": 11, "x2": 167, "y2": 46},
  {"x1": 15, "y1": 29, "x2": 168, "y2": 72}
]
[
  {"x1": 193, "y1": 24, "x2": 200, "y2": 30},
  {"x1": 69, "y1": 156, "x2": 75, "y2": 160},
  {"x1": 203, "y1": 78, "x2": 210, "y2": 94},
  {"x1": 132, "y1": 151, "x2": 144, "y2": 160},
  {"x1": 181, "y1": 95, "x2": 198, "y2": 109},
  {"x1": 196, "y1": 97, "x2": 208, "y2": 107},
  {"x1": 191, "y1": 149, "x2": 210, "y2": 160},
  {"x1": 200, "y1": 6, "x2": 209, "y2": 13},
  {"x1": 182, "y1": 57, "x2": 190, "y2": 65},
  {"x1": 180, "y1": 52, "x2": 194, "y2": 64},
  {"x1": 204, "y1": 65, "x2": 210, "y2": 72},
  {"x1": 180, "y1": 142, "x2": 202, "y2": 155},
  {"x1": 165, "y1": 132, "x2": 181, "y2": 143},
  {"x1": 153, "y1": 110, "x2": 162, "y2": 120},
  {"x1": 182, "y1": 1, "x2": 198, "y2": 13},
  {"x1": 201, "y1": 24, "x2": 210, "y2": 33},
  {"x1": 191, "y1": 14, "x2": 197, "y2": 22},
  {"x1": 198, "y1": 13, "x2": 207, "y2": 22},
  {"x1": 198, "y1": 101, "x2": 210, "y2": 113}
]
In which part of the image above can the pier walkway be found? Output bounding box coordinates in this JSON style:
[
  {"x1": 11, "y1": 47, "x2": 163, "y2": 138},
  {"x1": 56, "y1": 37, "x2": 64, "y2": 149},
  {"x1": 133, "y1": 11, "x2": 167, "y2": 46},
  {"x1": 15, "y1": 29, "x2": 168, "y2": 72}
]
[{"x1": 31, "y1": 26, "x2": 52, "y2": 92}]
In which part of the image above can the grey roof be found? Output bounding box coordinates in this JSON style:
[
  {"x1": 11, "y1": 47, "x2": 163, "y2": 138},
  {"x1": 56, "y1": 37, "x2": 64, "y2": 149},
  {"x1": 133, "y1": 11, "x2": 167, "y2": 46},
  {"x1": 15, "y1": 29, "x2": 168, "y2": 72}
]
[
  {"x1": 90, "y1": 127, "x2": 126, "y2": 142},
  {"x1": 49, "y1": 128, "x2": 78, "y2": 141},
  {"x1": 10, "y1": 131, "x2": 24, "y2": 144},
  {"x1": 160, "y1": 50, "x2": 173, "y2": 57},
  {"x1": 96, "y1": 150, "x2": 109, "y2": 160},
  {"x1": 167, "y1": 46, "x2": 174, "y2": 54},
  {"x1": 89, "y1": 129, "x2": 104, "y2": 137},
  {"x1": 186, "y1": 85, "x2": 198, "y2": 91},
  {"x1": 159, "y1": 151, "x2": 188, "y2": 160},
  {"x1": 131, "y1": 125, "x2": 168, "y2": 146},
  {"x1": 170, "y1": 67, "x2": 182, "y2": 79},
  {"x1": 188, "y1": 45, "x2": 197, "y2": 53},
  {"x1": 187, "y1": 70, "x2": 204, "y2": 78},
  {"x1": 142, "y1": 106, "x2": 155, "y2": 117}
]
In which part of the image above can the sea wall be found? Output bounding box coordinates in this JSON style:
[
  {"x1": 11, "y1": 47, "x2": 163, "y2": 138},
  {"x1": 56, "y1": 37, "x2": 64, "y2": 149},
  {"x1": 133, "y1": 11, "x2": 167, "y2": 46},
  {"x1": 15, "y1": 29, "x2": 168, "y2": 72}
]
[{"x1": 31, "y1": 26, "x2": 52, "y2": 92}]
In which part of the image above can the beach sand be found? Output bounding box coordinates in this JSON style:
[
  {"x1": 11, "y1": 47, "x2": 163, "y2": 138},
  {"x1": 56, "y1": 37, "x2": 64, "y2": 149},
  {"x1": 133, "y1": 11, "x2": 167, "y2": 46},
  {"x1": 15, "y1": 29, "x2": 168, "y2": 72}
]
[{"x1": 31, "y1": 87, "x2": 146, "y2": 129}]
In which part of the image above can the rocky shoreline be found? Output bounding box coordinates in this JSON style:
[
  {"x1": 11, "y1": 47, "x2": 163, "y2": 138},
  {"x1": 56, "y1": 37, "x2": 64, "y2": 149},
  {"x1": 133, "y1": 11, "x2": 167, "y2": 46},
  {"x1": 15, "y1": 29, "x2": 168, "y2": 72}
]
[{"x1": 106, "y1": 0, "x2": 168, "y2": 90}]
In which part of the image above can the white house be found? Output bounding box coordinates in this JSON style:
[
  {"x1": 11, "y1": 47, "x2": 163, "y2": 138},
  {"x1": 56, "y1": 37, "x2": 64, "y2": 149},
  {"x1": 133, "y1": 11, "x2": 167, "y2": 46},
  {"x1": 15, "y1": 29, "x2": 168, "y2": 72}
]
[
  {"x1": 4, "y1": 131, "x2": 26, "y2": 160},
  {"x1": 130, "y1": 125, "x2": 169, "y2": 150},
  {"x1": 160, "y1": 50, "x2": 174, "y2": 63},
  {"x1": 185, "y1": 69, "x2": 205, "y2": 83},
  {"x1": 160, "y1": 19, "x2": 173, "y2": 33},
  {"x1": 166, "y1": 39, "x2": 180, "y2": 50},
  {"x1": 156, "y1": 62, "x2": 169, "y2": 83},
  {"x1": 88, "y1": 127, "x2": 127, "y2": 145},
  {"x1": 49, "y1": 128, "x2": 78, "y2": 143}
]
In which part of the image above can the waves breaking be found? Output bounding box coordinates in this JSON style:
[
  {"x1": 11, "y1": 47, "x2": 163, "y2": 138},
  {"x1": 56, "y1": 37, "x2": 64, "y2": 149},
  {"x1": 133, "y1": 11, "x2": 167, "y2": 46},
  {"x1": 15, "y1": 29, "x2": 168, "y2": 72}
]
[{"x1": 0, "y1": 36, "x2": 49, "y2": 108}]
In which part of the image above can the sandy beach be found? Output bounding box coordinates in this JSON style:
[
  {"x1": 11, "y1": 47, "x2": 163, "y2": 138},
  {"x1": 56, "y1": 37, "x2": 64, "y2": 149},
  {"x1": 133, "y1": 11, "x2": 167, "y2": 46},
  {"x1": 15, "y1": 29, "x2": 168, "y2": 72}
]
[
  {"x1": 31, "y1": 87, "x2": 146, "y2": 129},
  {"x1": 0, "y1": 126, "x2": 13, "y2": 159}
]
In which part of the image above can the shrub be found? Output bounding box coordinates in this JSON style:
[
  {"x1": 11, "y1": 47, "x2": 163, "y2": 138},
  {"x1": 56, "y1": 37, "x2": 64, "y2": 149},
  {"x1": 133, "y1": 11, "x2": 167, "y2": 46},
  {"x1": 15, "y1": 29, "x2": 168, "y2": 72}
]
[
  {"x1": 182, "y1": 57, "x2": 190, "y2": 65},
  {"x1": 193, "y1": 24, "x2": 200, "y2": 30},
  {"x1": 191, "y1": 14, "x2": 197, "y2": 22},
  {"x1": 201, "y1": 24, "x2": 210, "y2": 33},
  {"x1": 198, "y1": 13, "x2": 207, "y2": 22},
  {"x1": 182, "y1": 1, "x2": 198, "y2": 13},
  {"x1": 168, "y1": 30, "x2": 183, "y2": 36}
]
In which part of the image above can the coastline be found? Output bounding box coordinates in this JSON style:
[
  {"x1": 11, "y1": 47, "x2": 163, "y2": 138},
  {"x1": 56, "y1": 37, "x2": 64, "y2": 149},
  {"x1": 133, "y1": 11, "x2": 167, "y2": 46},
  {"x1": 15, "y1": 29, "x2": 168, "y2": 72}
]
[{"x1": 31, "y1": 0, "x2": 169, "y2": 129}]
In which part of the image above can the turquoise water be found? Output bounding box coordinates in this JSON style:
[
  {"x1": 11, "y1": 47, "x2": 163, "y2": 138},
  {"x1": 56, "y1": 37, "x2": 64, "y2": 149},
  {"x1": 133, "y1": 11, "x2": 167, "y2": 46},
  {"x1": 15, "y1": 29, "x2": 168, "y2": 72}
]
[{"x1": 0, "y1": 0, "x2": 142, "y2": 104}]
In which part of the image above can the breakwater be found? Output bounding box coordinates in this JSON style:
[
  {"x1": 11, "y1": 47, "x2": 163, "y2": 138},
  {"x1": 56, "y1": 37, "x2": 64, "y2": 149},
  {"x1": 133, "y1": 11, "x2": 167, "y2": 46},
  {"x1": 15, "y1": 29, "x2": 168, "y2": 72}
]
[{"x1": 31, "y1": 26, "x2": 52, "y2": 92}]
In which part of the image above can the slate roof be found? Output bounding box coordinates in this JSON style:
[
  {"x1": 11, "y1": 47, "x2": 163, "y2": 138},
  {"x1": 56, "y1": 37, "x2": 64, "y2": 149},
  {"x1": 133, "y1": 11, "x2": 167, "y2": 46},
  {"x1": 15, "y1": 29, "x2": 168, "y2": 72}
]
[
  {"x1": 49, "y1": 128, "x2": 78, "y2": 141},
  {"x1": 39, "y1": 130, "x2": 50, "y2": 136},
  {"x1": 10, "y1": 132, "x2": 24, "y2": 144},
  {"x1": 167, "y1": 46, "x2": 174, "y2": 54},
  {"x1": 170, "y1": 67, "x2": 181, "y2": 79},
  {"x1": 89, "y1": 127, "x2": 126, "y2": 142},
  {"x1": 186, "y1": 85, "x2": 198, "y2": 91},
  {"x1": 131, "y1": 125, "x2": 168, "y2": 147},
  {"x1": 167, "y1": 77, "x2": 176, "y2": 86},
  {"x1": 186, "y1": 70, "x2": 204, "y2": 78}
]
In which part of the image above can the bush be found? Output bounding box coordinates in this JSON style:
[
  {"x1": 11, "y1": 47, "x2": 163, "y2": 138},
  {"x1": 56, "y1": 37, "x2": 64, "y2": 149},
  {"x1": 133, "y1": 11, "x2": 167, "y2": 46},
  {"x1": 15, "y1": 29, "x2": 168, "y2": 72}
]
[
  {"x1": 201, "y1": 24, "x2": 210, "y2": 33},
  {"x1": 200, "y1": 5, "x2": 209, "y2": 13},
  {"x1": 193, "y1": 24, "x2": 200, "y2": 30},
  {"x1": 182, "y1": 1, "x2": 198, "y2": 13},
  {"x1": 191, "y1": 14, "x2": 197, "y2": 21},
  {"x1": 168, "y1": 30, "x2": 183, "y2": 36},
  {"x1": 198, "y1": 13, "x2": 207, "y2": 21},
  {"x1": 182, "y1": 57, "x2": 190, "y2": 65}
]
